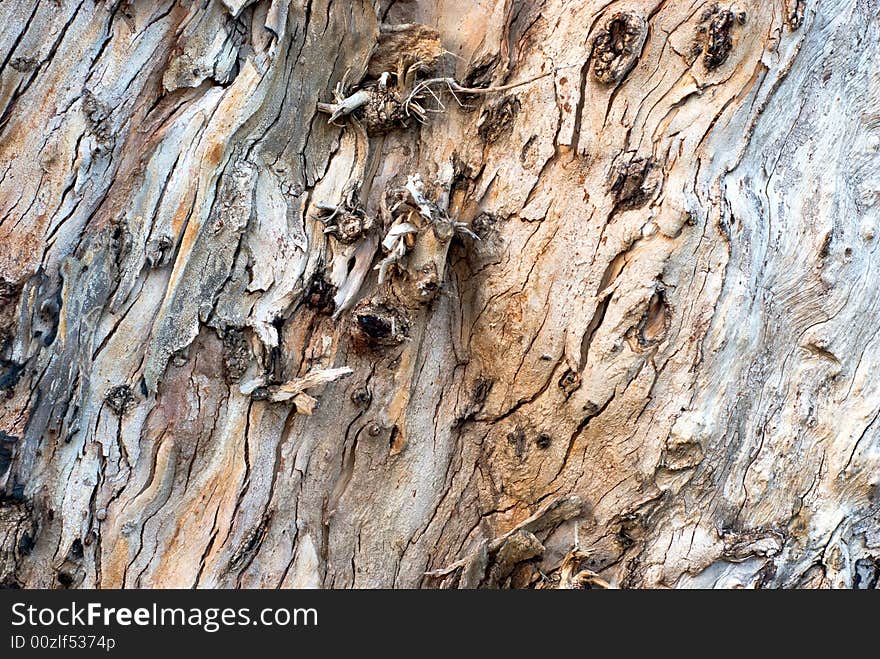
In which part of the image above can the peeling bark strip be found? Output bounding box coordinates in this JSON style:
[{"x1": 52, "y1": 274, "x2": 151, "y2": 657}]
[{"x1": 0, "y1": 0, "x2": 878, "y2": 589}]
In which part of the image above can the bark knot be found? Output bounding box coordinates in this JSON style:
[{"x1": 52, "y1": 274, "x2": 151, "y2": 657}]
[
  {"x1": 699, "y1": 5, "x2": 746, "y2": 70},
  {"x1": 591, "y1": 12, "x2": 648, "y2": 84}
]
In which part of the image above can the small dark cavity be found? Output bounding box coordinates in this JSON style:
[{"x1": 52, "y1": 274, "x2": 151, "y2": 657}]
[
  {"x1": 558, "y1": 370, "x2": 581, "y2": 396},
  {"x1": 358, "y1": 314, "x2": 392, "y2": 339},
  {"x1": 351, "y1": 302, "x2": 409, "y2": 348},
  {"x1": 17, "y1": 531, "x2": 34, "y2": 556},
  {"x1": 56, "y1": 571, "x2": 74, "y2": 588},
  {"x1": 350, "y1": 387, "x2": 372, "y2": 408},
  {"x1": 68, "y1": 538, "x2": 84, "y2": 560},
  {"x1": 304, "y1": 272, "x2": 337, "y2": 314}
]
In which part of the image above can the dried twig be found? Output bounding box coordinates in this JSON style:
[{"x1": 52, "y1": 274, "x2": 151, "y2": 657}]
[{"x1": 402, "y1": 66, "x2": 573, "y2": 117}]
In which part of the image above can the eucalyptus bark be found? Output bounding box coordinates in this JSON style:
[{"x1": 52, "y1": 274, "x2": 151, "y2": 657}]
[{"x1": 1, "y1": 0, "x2": 878, "y2": 589}]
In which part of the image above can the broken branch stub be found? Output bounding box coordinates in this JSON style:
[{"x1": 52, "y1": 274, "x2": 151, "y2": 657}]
[
  {"x1": 315, "y1": 196, "x2": 376, "y2": 245},
  {"x1": 374, "y1": 173, "x2": 478, "y2": 304},
  {"x1": 317, "y1": 89, "x2": 372, "y2": 124},
  {"x1": 318, "y1": 83, "x2": 417, "y2": 134},
  {"x1": 317, "y1": 22, "x2": 445, "y2": 135},
  {"x1": 359, "y1": 86, "x2": 409, "y2": 135}
]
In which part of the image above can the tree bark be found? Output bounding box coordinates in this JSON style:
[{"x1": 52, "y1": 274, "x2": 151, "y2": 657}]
[{"x1": 0, "y1": 0, "x2": 878, "y2": 589}]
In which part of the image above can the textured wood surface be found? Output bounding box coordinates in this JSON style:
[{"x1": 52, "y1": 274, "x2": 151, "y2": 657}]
[{"x1": 0, "y1": 0, "x2": 878, "y2": 589}]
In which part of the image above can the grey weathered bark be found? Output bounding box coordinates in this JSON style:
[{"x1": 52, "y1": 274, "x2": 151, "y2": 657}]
[{"x1": 0, "y1": 0, "x2": 878, "y2": 589}]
